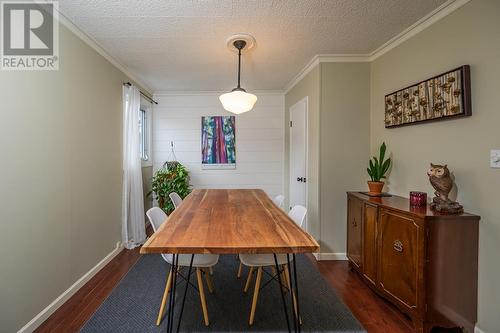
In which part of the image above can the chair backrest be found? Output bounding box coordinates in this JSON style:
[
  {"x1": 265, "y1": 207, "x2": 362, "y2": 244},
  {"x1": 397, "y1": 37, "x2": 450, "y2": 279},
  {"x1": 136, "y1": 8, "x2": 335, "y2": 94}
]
[
  {"x1": 272, "y1": 194, "x2": 285, "y2": 208},
  {"x1": 169, "y1": 192, "x2": 183, "y2": 210},
  {"x1": 146, "y1": 207, "x2": 168, "y2": 232},
  {"x1": 288, "y1": 205, "x2": 307, "y2": 229},
  {"x1": 145, "y1": 207, "x2": 171, "y2": 264}
]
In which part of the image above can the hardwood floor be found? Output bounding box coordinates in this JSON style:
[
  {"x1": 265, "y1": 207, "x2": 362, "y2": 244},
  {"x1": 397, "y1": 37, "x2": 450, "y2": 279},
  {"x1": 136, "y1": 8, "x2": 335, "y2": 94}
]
[
  {"x1": 34, "y1": 245, "x2": 144, "y2": 333},
  {"x1": 312, "y1": 258, "x2": 414, "y2": 333},
  {"x1": 36, "y1": 244, "x2": 455, "y2": 333}
]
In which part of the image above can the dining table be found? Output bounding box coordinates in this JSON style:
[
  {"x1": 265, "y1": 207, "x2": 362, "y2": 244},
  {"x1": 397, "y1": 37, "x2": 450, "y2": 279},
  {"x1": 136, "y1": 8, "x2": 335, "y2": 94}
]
[{"x1": 140, "y1": 188, "x2": 320, "y2": 333}]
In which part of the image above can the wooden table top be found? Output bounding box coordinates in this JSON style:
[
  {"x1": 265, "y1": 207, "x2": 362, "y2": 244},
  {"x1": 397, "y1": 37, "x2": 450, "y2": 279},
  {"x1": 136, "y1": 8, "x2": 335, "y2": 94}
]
[{"x1": 141, "y1": 189, "x2": 319, "y2": 254}]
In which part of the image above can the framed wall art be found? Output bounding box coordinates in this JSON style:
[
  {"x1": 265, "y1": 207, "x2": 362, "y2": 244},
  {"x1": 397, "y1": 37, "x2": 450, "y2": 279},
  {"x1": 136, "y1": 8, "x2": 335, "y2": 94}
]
[
  {"x1": 384, "y1": 65, "x2": 471, "y2": 128},
  {"x1": 201, "y1": 116, "x2": 236, "y2": 169}
]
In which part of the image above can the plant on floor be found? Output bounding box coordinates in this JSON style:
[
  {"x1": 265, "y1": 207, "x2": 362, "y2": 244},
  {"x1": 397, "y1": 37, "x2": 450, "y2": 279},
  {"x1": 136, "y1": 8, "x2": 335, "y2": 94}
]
[
  {"x1": 148, "y1": 161, "x2": 191, "y2": 214},
  {"x1": 366, "y1": 142, "x2": 391, "y2": 194}
]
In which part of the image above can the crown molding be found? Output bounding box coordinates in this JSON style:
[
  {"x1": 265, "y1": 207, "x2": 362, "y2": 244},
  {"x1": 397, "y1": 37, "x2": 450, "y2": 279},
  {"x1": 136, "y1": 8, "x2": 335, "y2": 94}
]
[
  {"x1": 153, "y1": 90, "x2": 284, "y2": 97},
  {"x1": 284, "y1": 0, "x2": 471, "y2": 94},
  {"x1": 283, "y1": 54, "x2": 371, "y2": 93},
  {"x1": 368, "y1": 0, "x2": 471, "y2": 61},
  {"x1": 316, "y1": 54, "x2": 371, "y2": 62},
  {"x1": 52, "y1": 0, "x2": 470, "y2": 96},
  {"x1": 283, "y1": 55, "x2": 319, "y2": 94},
  {"x1": 53, "y1": 5, "x2": 152, "y2": 93}
]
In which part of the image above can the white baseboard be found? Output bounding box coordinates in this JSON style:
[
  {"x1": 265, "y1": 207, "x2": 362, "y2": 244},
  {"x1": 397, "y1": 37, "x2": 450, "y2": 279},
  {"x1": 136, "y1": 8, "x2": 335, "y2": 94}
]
[
  {"x1": 17, "y1": 242, "x2": 124, "y2": 333},
  {"x1": 474, "y1": 326, "x2": 485, "y2": 333},
  {"x1": 313, "y1": 252, "x2": 348, "y2": 261}
]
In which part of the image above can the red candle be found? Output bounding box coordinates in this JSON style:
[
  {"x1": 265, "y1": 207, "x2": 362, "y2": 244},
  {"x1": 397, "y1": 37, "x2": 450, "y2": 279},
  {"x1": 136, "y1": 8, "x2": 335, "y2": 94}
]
[{"x1": 410, "y1": 191, "x2": 427, "y2": 207}]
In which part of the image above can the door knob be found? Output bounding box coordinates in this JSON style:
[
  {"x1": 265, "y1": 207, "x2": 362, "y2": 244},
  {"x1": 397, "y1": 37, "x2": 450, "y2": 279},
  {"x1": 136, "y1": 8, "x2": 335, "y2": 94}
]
[{"x1": 297, "y1": 177, "x2": 303, "y2": 182}]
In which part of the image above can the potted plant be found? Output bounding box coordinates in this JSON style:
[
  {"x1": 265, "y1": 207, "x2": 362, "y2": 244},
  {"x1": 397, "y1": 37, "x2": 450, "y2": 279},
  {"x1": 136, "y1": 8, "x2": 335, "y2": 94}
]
[
  {"x1": 367, "y1": 142, "x2": 391, "y2": 195},
  {"x1": 148, "y1": 161, "x2": 191, "y2": 214}
]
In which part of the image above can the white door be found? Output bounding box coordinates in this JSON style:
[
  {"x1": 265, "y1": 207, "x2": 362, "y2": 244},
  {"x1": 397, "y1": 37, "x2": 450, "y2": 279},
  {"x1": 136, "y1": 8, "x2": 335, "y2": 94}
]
[{"x1": 289, "y1": 98, "x2": 308, "y2": 226}]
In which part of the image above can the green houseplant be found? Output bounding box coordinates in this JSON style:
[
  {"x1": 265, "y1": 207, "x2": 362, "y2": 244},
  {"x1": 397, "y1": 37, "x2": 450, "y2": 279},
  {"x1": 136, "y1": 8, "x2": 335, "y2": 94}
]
[
  {"x1": 149, "y1": 161, "x2": 191, "y2": 214},
  {"x1": 367, "y1": 142, "x2": 391, "y2": 195}
]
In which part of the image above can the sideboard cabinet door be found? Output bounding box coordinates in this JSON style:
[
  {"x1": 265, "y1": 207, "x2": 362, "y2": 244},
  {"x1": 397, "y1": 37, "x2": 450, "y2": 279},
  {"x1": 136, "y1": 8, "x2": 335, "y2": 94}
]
[
  {"x1": 363, "y1": 203, "x2": 378, "y2": 287},
  {"x1": 378, "y1": 208, "x2": 424, "y2": 315},
  {"x1": 347, "y1": 196, "x2": 363, "y2": 269}
]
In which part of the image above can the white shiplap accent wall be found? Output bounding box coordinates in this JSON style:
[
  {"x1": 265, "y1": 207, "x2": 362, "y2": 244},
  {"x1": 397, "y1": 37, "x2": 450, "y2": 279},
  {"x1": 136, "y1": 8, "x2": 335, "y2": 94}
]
[{"x1": 152, "y1": 93, "x2": 285, "y2": 198}]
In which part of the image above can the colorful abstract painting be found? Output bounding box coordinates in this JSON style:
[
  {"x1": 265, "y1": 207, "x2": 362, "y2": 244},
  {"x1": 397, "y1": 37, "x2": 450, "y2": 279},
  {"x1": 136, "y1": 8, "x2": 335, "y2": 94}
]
[{"x1": 201, "y1": 116, "x2": 236, "y2": 169}]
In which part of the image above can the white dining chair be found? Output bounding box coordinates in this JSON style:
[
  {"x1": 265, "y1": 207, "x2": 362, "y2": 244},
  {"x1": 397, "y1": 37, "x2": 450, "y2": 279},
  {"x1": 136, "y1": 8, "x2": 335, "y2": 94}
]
[
  {"x1": 169, "y1": 192, "x2": 183, "y2": 210},
  {"x1": 272, "y1": 194, "x2": 285, "y2": 208},
  {"x1": 146, "y1": 207, "x2": 219, "y2": 326},
  {"x1": 235, "y1": 197, "x2": 295, "y2": 275},
  {"x1": 236, "y1": 194, "x2": 286, "y2": 278},
  {"x1": 169, "y1": 192, "x2": 214, "y2": 276},
  {"x1": 238, "y1": 205, "x2": 307, "y2": 325}
]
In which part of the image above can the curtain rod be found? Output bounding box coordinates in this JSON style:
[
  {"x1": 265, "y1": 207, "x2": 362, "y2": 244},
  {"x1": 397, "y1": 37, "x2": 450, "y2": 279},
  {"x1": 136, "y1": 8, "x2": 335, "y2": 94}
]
[{"x1": 123, "y1": 82, "x2": 158, "y2": 105}]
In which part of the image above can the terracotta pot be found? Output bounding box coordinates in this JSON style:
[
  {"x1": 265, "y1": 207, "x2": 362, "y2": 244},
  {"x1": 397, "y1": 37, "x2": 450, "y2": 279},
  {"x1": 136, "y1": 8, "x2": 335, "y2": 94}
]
[{"x1": 367, "y1": 181, "x2": 384, "y2": 195}]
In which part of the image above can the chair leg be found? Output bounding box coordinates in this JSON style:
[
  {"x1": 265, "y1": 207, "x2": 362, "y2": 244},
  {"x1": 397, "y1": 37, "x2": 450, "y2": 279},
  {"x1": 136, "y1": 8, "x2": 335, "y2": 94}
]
[
  {"x1": 284, "y1": 264, "x2": 302, "y2": 325},
  {"x1": 244, "y1": 267, "x2": 254, "y2": 293},
  {"x1": 280, "y1": 265, "x2": 287, "y2": 293},
  {"x1": 156, "y1": 270, "x2": 172, "y2": 326},
  {"x1": 203, "y1": 268, "x2": 215, "y2": 293},
  {"x1": 196, "y1": 268, "x2": 210, "y2": 326},
  {"x1": 271, "y1": 265, "x2": 277, "y2": 277},
  {"x1": 237, "y1": 262, "x2": 243, "y2": 278},
  {"x1": 249, "y1": 267, "x2": 263, "y2": 325},
  {"x1": 209, "y1": 266, "x2": 214, "y2": 275}
]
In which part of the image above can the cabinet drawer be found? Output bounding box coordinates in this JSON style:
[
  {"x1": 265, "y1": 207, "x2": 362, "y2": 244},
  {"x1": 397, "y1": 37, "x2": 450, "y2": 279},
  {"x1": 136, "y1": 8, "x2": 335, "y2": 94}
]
[
  {"x1": 378, "y1": 208, "x2": 424, "y2": 314},
  {"x1": 347, "y1": 196, "x2": 363, "y2": 269}
]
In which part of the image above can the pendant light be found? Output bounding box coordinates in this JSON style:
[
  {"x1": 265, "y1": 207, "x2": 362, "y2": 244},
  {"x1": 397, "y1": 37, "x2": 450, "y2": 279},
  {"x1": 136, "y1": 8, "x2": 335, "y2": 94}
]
[{"x1": 219, "y1": 39, "x2": 257, "y2": 114}]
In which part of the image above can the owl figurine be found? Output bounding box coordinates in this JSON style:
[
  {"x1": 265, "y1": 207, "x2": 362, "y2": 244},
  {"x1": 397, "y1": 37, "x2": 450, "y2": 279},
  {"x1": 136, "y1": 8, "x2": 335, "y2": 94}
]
[
  {"x1": 427, "y1": 164, "x2": 453, "y2": 201},
  {"x1": 427, "y1": 163, "x2": 463, "y2": 214}
]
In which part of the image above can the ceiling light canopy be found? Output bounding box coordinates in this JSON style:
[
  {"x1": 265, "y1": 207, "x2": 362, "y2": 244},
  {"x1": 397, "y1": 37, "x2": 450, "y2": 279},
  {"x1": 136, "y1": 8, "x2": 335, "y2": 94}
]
[{"x1": 219, "y1": 37, "x2": 257, "y2": 114}]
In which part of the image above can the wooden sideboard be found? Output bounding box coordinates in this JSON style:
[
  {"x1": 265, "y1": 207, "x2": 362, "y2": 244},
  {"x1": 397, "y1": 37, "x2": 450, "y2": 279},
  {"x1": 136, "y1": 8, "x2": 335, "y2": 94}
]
[{"x1": 346, "y1": 192, "x2": 480, "y2": 333}]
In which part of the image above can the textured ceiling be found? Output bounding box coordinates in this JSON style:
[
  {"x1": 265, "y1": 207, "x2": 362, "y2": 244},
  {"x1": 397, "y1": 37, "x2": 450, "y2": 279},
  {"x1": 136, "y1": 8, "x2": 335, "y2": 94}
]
[{"x1": 58, "y1": 0, "x2": 447, "y2": 92}]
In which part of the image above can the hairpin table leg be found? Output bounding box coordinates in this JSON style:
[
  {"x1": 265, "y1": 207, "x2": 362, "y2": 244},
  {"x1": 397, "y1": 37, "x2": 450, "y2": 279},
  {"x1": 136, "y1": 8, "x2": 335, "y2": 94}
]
[
  {"x1": 166, "y1": 254, "x2": 178, "y2": 333},
  {"x1": 292, "y1": 254, "x2": 301, "y2": 333},
  {"x1": 274, "y1": 254, "x2": 291, "y2": 333},
  {"x1": 176, "y1": 254, "x2": 194, "y2": 333}
]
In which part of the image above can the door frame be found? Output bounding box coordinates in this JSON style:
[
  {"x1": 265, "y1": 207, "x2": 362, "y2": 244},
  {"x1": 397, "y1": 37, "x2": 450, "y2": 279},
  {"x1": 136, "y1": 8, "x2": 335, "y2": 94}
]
[{"x1": 289, "y1": 96, "x2": 309, "y2": 230}]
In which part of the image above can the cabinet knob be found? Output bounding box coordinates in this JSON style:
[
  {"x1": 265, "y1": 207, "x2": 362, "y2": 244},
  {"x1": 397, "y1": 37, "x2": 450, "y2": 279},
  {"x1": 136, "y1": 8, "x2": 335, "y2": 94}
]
[{"x1": 393, "y1": 240, "x2": 403, "y2": 252}]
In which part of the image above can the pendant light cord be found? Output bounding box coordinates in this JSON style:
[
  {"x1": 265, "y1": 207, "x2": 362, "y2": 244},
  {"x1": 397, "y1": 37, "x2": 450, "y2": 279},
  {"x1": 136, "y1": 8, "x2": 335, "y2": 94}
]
[
  {"x1": 232, "y1": 39, "x2": 246, "y2": 91},
  {"x1": 237, "y1": 47, "x2": 241, "y2": 89}
]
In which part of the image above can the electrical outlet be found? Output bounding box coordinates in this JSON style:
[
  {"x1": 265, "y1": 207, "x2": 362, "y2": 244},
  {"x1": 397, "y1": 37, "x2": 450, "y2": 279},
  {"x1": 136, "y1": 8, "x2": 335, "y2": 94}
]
[{"x1": 491, "y1": 150, "x2": 500, "y2": 168}]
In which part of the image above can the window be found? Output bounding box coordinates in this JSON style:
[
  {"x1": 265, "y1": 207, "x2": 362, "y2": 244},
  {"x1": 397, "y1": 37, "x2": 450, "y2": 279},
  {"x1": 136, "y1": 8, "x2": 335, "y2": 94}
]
[
  {"x1": 138, "y1": 107, "x2": 151, "y2": 164},
  {"x1": 138, "y1": 108, "x2": 147, "y2": 160}
]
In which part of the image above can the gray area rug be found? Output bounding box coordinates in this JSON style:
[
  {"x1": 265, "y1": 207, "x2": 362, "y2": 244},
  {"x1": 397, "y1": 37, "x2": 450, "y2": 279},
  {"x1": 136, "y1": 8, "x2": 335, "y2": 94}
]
[{"x1": 81, "y1": 254, "x2": 365, "y2": 332}]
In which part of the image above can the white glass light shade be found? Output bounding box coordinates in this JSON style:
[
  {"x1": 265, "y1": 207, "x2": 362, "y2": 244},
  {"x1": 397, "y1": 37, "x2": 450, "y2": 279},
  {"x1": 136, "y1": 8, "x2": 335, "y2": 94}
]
[{"x1": 219, "y1": 90, "x2": 257, "y2": 114}]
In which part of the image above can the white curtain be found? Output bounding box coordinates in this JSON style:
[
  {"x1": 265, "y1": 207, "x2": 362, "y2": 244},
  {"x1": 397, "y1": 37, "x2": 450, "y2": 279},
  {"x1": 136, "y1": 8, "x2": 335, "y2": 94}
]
[{"x1": 122, "y1": 85, "x2": 146, "y2": 249}]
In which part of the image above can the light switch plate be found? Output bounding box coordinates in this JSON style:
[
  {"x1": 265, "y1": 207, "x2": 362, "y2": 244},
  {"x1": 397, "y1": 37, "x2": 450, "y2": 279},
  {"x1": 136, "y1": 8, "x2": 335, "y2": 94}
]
[{"x1": 491, "y1": 150, "x2": 500, "y2": 168}]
